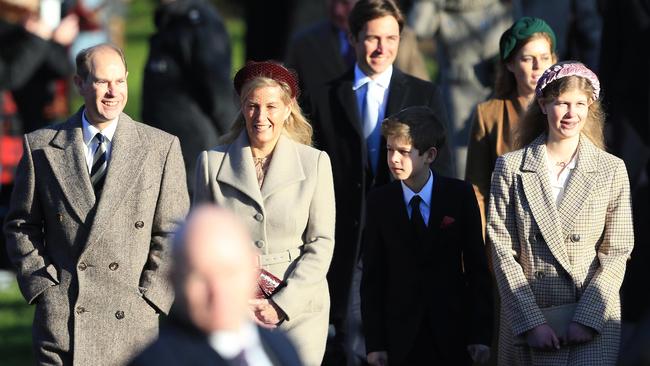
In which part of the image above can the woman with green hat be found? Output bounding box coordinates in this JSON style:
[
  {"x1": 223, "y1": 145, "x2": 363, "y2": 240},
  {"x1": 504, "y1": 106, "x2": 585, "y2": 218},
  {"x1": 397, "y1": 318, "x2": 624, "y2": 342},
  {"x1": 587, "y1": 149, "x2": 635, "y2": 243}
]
[{"x1": 466, "y1": 17, "x2": 557, "y2": 234}]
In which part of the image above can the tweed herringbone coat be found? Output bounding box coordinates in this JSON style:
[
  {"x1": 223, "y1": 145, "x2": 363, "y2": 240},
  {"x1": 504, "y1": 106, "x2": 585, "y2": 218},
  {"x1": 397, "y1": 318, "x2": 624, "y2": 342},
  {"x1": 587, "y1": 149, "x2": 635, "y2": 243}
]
[
  {"x1": 487, "y1": 134, "x2": 634, "y2": 366},
  {"x1": 193, "y1": 131, "x2": 335, "y2": 366},
  {"x1": 4, "y1": 110, "x2": 189, "y2": 365}
]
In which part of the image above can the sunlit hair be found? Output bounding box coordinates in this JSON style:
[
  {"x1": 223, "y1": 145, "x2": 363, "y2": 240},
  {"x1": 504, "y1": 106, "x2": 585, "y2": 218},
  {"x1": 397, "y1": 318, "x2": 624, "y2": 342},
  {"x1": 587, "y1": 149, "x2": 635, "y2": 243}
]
[
  {"x1": 381, "y1": 106, "x2": 446, "y2": 155},
  {"x1": 348, "y1": 0, "x2": 404, "y2": 40},
  {"x1": 515, "y1": 75, "x2": 605, "y2": 150},
  {"x1": 494, "y1": 33, "x2": 556, "y2": 98},
  {"x1": 75, "y1": 43, "x2": 128, "y2": 82},
  {"x1": 222, "y1": 77, "x2": 313, "y2": 146}
]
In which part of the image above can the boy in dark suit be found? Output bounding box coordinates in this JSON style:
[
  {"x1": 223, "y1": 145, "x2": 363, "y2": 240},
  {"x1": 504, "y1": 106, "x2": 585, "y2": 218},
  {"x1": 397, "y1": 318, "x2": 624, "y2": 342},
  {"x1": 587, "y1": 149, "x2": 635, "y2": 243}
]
[{"x1": 360, "y1": 106, "x2": 493, "y2": 366}]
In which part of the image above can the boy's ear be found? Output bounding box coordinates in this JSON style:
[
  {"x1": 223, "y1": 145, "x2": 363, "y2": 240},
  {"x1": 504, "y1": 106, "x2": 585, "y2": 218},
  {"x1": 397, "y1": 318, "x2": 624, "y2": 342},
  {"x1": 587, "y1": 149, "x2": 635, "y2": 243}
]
[
  {"x1": 425, "y1": 147, "x2": 437, "y2": 164},
  {"x1": 538, "y1": 99, "x2": 547, "y2": 114}
]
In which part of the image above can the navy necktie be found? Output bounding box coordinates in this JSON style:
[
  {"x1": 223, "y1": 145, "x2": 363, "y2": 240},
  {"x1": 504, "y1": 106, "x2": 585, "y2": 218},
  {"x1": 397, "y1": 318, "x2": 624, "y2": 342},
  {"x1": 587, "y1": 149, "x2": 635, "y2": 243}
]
[{"x1": 90, "y1": 133, "x2": 107, "y2": 195}]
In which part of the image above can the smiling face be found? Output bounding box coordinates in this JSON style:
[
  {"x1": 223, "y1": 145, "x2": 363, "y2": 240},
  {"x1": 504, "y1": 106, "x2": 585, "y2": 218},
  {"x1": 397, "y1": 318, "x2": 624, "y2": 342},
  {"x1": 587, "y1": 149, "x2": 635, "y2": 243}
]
[
  {"x1": 351, "y1": 15, "x2": 400, "y2": 79},
  {"x1": 74, "y1": 47, "x2": 128, "y2": 128},
  {"x1": 540, "y1": 87, "x2": 591, "y2": 143},
  {"x1": 507, "y1": 35, "x2": 554, "y2": 97},
  {"x1": 242, "y1": 84, "x2": 291, "y2": 154},
  {"x1": 386, "y1": 135, "x2": 435, "y2": 191}
]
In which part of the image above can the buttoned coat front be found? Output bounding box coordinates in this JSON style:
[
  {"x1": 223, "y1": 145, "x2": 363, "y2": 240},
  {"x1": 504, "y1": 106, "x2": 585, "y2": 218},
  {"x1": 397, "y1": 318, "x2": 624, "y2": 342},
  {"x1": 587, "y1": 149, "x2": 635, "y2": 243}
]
[
  {"x1": 487, "y1": 134, "x2": 634, "y2": 365},
  {"x1": 193, "y1": 131, "x2": 335, "y2": 366},
  {"x1": 4, "y1": 110, "x2": 189, "y2": 365}
]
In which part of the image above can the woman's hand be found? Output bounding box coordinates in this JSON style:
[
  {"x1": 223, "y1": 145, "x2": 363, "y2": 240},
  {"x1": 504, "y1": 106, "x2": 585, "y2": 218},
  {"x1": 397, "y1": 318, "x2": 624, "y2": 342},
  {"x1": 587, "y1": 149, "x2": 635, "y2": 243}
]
[
  {"x1": 248, "y1": 298, "x2": 286, "y2": 328},
  {"x1": 565, "y1": 322, "x2": 595, "y2": 345},
  {"x1": 526, "y1": 324, "x2": 560, "y2": 350}
]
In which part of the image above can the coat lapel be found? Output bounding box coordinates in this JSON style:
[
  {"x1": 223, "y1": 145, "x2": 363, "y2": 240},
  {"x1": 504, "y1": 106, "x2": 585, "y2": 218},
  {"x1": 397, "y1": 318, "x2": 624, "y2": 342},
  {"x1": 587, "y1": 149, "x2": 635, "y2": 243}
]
[
  {"x1": 336, "y1": 72, "x2": 364, "y2": 139},
  {"x1": 216, "y1": 131, "x2": 264, "y2": 209},
  {"x1": 426, "y1": 173, "x2": 444, "y2": 240},
  {"x1": 260, "y1": 135, "x2": 306, "y2": 199},
  {"x1": 85, "y1": 114, "x2": 148, "y2": 251},
  {"x1": 556, "y1": 135, "x2": 599, "y2": 237},
  {"x1": 44, "y1": 111, "x2": 95, "y2": 224},
  {"x1": 384, "y1": 69, "x2": 408, "y2": 117},
  {"x1": 386, "y1": 181, "x2": 416, "y2": 248},
  {"x1": 520, "y1": 135, "x2": 574, "y2": 278}
]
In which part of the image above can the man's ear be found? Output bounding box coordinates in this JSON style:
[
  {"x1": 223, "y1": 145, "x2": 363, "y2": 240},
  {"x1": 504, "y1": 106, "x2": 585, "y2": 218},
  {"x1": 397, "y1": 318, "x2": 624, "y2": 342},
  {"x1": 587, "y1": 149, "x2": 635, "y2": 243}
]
[
  {"x1": 347, "y1": 32, "x2": 356, "y2": 47},
  {"x1": 425, "y1": 147, "x2": 437, "y2": 164},
  {"x1": 73, "y1": 74, "x2": 84, "y2": 93}
]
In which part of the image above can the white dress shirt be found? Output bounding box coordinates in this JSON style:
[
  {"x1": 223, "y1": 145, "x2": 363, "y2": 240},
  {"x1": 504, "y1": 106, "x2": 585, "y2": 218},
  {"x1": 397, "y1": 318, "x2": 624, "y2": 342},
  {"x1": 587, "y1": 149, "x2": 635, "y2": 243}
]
[
  {"x1": 545, "y1": 147, "x2": 577, "y2": 206},
  {"x1": 401, "y1": 170, "x2": 434, "y2": 225},
  {"x1": 208, "y1": 322, "x2": 273, "y2": 366},
  {"x1": 81, "y1": 110, "x2": 118, "y2": 173}
]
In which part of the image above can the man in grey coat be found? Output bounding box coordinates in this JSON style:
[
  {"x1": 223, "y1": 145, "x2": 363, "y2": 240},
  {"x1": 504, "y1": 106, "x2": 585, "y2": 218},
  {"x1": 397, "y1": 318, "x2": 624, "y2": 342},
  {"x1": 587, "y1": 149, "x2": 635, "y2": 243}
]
[{"x1": 3, "y1": 43, "x2": 189, "y2": 365}]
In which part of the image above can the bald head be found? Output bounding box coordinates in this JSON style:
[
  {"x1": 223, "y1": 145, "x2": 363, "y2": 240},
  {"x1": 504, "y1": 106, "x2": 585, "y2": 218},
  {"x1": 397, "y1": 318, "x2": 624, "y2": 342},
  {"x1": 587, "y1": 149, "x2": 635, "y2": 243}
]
[{"x1": 173, "y1": 206, "x2": 258, "y2": 333}]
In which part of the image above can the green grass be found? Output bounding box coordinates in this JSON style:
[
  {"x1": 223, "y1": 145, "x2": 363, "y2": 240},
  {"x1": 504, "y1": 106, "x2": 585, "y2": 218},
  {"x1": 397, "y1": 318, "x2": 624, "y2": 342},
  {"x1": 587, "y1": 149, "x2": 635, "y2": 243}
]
[{"x1": 0, "y1": 280, "x2": 35, "y2": 366}]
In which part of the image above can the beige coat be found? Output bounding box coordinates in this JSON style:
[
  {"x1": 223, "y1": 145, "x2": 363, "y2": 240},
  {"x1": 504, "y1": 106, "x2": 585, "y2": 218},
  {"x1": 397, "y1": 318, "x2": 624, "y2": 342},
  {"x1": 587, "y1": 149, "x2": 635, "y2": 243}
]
[
  {"x1": 193, "y1": 132, "x2": 335, "y2": 366},
  {"x1": 4, "y1": 110, "x2": 189, "y2": 365},
  {"x1": 487, "y1": 134, "x2": 634, "y2": 365},
  {"x1": 465, "y1": 95, "x2": 524, "y2": 231}
]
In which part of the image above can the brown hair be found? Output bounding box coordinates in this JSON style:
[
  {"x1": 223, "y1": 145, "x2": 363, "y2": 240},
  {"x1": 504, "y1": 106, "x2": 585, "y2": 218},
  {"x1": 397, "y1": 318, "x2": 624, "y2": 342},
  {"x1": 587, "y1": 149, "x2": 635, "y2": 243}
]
[
  {"x1": 348, "y1": 0, "x2": 404, "y2": 40},
  {"x1": 516, "y1": 75, "x2": 605, "y2": 149},
  {"x1": 494, "y1": 32, "x2": 556, "y2": 98},
  {"x1": 222, "y1": 77, "x2": 313, "y2": 146},
  {"x1": 75, "y1": 43, "x2": 128, "y2": 82},
  {"x1": 381, "y1": 106, "x2": 446, "y2": 154}
]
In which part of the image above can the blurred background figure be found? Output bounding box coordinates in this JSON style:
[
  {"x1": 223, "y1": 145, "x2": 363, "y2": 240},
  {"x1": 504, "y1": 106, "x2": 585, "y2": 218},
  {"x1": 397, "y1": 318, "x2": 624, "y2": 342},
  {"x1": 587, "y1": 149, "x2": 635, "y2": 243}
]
[
  {"x1": 68, "y1": 0, "x2": 129, "y2": 55},
  {"x1": 286, "y1": 0, "x2": 429, "y2": 99},
  {"x1": 142, "y1": 0, "x2": 236, "y2": 196},
  {"x1": 512, "y1": 0, "x2": 602, "y2": 72},
  {"x1": 408, "y1": 0, "x2": 512, "y2": 179},
  {"x1": 599, "y1": 0, "x2": 650, "y2": 349},
  {"x1": 1, "y1": 0, "x2": 78, "y2": 280},
  {"x1": 131, "y1": 205, "x2": 303, "y2": 366},
  {"x1": 465, "y1": 16, "x2": 556, "y2": 233}
]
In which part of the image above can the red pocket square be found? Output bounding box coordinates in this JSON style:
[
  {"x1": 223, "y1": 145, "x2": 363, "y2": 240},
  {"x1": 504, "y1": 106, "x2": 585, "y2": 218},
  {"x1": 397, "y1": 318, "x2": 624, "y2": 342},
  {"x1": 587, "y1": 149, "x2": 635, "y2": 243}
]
[{"x1": 440, "y1": 216, "x2": 455, "y2": 229}]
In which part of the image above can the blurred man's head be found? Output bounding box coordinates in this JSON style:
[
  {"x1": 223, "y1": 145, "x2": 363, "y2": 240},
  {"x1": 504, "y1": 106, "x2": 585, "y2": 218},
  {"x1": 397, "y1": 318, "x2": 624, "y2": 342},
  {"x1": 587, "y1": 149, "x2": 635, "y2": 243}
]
[
  {"x1": 327, "y1": 0, "x2": 358, "y2": 32},
  {"x1": 173, "y1": 206, "x2": 258, "y2": 333}
]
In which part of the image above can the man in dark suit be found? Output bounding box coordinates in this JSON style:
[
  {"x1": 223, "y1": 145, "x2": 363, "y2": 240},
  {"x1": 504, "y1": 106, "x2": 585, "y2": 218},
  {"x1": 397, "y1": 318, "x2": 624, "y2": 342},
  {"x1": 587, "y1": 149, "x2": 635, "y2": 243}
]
[
  {"x1": 361, "y1": 106, "x2": 492, "y2": 365},
  {"x1": 4, "y1": 43, "x2": 189, "y2": 365},
  {"x1": 303, "y1": 0, "x2": 454, "y2": 363},
  {"x1": 131, "y1": 205, "x2": 303, "y2": 366}
]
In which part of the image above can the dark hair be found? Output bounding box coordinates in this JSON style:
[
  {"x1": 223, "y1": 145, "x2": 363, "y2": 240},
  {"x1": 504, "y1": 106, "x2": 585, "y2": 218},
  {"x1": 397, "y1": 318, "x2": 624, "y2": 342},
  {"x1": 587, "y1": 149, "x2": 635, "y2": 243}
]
[
  {"x1": 348, "y1": 0, "x2": 404, "y2": 40},
  {"x1": 494, "y1": 32, "x2": 556, "y2": 98},
  {"x1": 516, "y1": 75, "x2": 605, "y2": 149},
  {"x1": 381, "y1": 106, "x2": 446, "y2": 154},
  {"x1": 75, "y1": 43, "x2": 128, "y2": 81}
]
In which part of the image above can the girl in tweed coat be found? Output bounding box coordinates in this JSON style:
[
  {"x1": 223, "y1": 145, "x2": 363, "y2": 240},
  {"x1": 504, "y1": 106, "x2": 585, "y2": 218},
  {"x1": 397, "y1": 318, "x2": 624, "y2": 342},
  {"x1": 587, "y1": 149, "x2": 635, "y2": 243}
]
[{"x1": 487, "y1": 61, "x2": 634, "y2": 365}]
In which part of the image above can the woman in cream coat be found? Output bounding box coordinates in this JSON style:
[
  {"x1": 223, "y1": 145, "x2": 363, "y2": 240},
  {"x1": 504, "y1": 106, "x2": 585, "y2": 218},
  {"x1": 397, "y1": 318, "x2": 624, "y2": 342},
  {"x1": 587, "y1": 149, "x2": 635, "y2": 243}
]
[
  {"x1": 193, "y1": 61, "x2": 335, "y2": 366},
  {"x1": 488, "y1": 62, "x2": 634, "y2": 365}
]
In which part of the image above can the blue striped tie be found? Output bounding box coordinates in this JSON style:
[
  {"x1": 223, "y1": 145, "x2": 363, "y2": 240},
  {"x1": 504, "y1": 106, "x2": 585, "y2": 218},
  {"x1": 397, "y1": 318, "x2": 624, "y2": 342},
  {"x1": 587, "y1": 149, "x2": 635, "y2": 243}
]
[{"x1": 90, "y1": 133, "x2": 107, "y2": 195}]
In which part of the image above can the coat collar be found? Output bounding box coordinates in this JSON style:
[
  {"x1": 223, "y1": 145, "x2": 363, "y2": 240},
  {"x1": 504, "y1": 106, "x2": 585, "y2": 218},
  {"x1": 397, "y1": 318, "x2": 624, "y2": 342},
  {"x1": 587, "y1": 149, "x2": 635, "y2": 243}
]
[
  {"x1": 520, "y1": 133, "x2": 600, "y2": 278},
  {"x1": 217, "y1": 132, "x2": 306, "y2": 209}
]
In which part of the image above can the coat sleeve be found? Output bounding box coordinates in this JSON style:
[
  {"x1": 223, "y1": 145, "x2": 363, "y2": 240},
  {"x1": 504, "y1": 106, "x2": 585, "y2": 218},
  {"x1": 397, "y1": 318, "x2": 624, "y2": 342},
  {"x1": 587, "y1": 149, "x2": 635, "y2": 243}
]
[
  {"x1": 271, "y1": 151, "x2": 336, "y2": 320},
  {"x1": 487, "y1": 156, "x2": 546, "y2": 336},
  {"x1": 573, "y1": 160, "x2": 634, "y2": 332},
  {"x1": 465, "y1": 105, "x2": 491, "y2": 232},
  {"x1": 360, "y1": 193, "x2": 389, "y2": 352},
  {"x1": 3, "y1": 136, "x2": 57, "y2": 304},
  {"x1": 141, "y1": 136, "x2": 189, "y2": 314}
]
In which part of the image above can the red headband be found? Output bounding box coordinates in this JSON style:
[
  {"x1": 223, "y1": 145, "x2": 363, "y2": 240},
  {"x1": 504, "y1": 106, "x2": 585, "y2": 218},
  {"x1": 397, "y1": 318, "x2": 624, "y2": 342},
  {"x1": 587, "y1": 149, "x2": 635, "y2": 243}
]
[{"x1": 233, "y1": 61, "x2": 300, "y2": 98}]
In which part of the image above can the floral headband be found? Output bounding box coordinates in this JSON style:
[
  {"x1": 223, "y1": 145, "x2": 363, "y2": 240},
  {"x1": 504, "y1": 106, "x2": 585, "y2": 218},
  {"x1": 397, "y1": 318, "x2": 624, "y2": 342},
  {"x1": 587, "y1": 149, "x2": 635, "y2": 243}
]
[{"x1": 535, "y1": 61, "x2": 600, "y2": 101}]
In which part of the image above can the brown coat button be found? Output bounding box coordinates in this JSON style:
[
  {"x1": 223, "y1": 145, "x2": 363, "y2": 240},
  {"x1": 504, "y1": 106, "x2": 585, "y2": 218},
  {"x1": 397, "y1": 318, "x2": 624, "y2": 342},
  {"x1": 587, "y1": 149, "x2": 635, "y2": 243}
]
[
  {"x1": 109, "y1": 262, "x2": 119, "y2": 271},
  {"x1": 76, "y1": 306, "x2": 86, "y2": 314},
  {"x1": 115, "y1": 310, "x2": 125, "y2": 319},
  {"x1": 135, "y1": 221, "x2": 144, "y2": 229},
  {"x1": 78, "y1": 262, "x2": 87, "y2": 271}
]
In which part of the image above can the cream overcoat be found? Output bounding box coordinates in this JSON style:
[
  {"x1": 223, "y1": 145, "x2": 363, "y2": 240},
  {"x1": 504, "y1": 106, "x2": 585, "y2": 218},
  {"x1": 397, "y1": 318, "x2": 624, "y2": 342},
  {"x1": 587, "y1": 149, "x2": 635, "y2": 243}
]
[{"x1": 487, "y1": 134, "x2": 634, "y2": 366}]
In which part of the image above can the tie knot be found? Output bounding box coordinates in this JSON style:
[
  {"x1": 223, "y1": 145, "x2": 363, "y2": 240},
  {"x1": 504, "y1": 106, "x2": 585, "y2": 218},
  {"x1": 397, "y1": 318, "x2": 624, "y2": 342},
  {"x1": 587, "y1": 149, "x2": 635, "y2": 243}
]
[
  {"x1": 410, "y1": 195, "x2": 422, "y2": 208},
  {"x1": 94, "y1": 133, "x2": 105, "y2": 144}
]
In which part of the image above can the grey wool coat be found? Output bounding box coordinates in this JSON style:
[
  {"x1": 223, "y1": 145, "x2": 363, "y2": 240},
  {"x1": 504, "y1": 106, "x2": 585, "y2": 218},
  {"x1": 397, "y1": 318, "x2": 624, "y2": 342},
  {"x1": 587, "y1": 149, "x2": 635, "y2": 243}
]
[
  {"x1": 193, "y1": 131, "x2": 335, "y2": 366},
  {"x1": 487, "y1": 134, "x2": 634, "y2": 366},
  {"x1": 3, "y1": 110, "x2": 189, "y2": 365}
]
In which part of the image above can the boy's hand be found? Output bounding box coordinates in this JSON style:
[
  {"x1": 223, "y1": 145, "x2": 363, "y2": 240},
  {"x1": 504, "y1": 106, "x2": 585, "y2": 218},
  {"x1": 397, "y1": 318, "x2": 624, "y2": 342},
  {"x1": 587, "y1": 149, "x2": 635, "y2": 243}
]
[
  {"x1": 526, "y1": 324, "x2": 560, "y2": 350},
  {"x1": 367, "y1": 351, "x2": 388, "y2": 366},
  {"x1": 467, "y1": 344, "x2": 490, "y2": 364}
]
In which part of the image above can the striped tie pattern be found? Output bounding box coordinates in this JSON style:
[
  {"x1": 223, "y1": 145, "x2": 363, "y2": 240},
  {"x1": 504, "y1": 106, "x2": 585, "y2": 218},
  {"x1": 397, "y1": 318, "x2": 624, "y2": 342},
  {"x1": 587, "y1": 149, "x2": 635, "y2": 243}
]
[{"x1": 90, "y1": 133, "x2": 107, "y2": 194}]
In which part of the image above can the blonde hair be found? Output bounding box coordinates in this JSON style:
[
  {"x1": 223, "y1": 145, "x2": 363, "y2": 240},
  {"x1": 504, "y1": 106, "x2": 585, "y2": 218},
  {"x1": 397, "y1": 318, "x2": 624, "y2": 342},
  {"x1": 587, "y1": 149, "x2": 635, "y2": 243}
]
[
  {"x1": 516, "y1": 75, "x2": 605, "y2": 150},
  {"x1": 222, "y1": 77, "x2": 313, "y2": 146}
]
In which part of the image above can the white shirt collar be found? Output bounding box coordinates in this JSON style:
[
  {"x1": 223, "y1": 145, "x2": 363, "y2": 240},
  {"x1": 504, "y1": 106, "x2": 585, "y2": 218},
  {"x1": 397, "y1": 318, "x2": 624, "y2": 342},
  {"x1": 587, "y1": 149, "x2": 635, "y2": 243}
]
[
  {"x1": 353, "y1": 63, "x2": 393, "y2": 91},
  {"x1": 208, "y1": 322, "x2": 260, "y2": 359},
  {"x1": 401, "y1": 169, "x2": 434, "y2": 207},
  {"x1": 82, "y1": 109, "x2": 119, "y2": 146}
]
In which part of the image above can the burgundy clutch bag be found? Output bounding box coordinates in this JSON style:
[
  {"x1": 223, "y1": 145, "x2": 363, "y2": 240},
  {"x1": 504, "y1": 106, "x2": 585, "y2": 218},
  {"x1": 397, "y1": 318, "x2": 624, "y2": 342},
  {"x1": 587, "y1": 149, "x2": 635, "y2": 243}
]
[{"x1": 255, "y1": 269, "x2": 285, "y2": 299}]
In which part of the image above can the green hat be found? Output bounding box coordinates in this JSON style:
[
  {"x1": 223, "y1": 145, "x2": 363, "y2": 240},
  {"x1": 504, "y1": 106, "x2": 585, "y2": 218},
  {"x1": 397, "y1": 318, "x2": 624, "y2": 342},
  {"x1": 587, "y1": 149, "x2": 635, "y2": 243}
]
[{"x1": 499, "y1": 17, "x2": 556, "y2": 60}]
